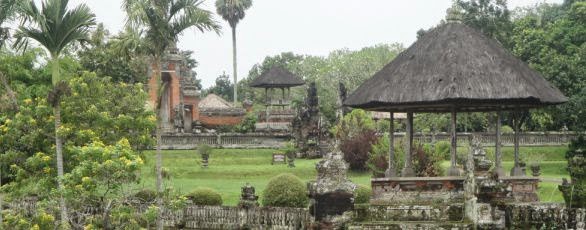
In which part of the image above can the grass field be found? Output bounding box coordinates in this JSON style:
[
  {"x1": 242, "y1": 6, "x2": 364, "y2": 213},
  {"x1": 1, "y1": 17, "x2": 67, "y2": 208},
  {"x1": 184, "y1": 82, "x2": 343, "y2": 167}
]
[{"x1": 137, "y1": 146, "x2": 569, "y2": 206}]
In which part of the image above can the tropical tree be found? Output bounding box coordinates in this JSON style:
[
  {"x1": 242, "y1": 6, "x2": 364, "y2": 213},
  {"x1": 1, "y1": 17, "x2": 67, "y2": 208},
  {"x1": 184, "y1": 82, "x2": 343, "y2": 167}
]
[
  {"x1": 13, "y1": 0, "x2": 95, "y2": 225},
  {"x1": 215, "y1": 0, "x2": 252, "y2": 104},
  {"x1": 0, "y1": 0, "x2": 27, "y2": 115},
  {"x1": 123, "y1": 0, "x2": 220, "y2": 228}
]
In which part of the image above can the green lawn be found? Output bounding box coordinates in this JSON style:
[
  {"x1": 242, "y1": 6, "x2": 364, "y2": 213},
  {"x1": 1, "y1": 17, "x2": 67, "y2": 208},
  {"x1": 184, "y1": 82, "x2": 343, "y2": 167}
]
[{"x1": 137, "y1": 146, "x2": 569, "y2": 206}]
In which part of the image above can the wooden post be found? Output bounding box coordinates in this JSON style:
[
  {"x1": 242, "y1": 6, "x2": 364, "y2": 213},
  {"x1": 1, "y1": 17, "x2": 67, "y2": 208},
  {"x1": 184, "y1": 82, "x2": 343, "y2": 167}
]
[
  {"x1": 385, "y1": 112, "x2": 397, "y2": 177},
  {"x1": 401, "y1": 112, "x2": 415, "y2": 177},
  {"x1": 448, "y1": 108, "x2": 461, "y2": 176},
  {"x1": 511, "y1": 111, "x2": 524, "y2": 176},
  {"x1": 494, "y1": 111, "x2": 505, "y2": 176},
  {"x1": 265, "y1": 88, "x2": 269, "y2": 123}
]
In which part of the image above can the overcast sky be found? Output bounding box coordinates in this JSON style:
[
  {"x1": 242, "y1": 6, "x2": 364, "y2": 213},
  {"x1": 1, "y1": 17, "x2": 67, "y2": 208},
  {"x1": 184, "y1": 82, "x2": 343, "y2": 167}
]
[{"x1": 68, "y1": 0, "x2": 561, "y2": 88}]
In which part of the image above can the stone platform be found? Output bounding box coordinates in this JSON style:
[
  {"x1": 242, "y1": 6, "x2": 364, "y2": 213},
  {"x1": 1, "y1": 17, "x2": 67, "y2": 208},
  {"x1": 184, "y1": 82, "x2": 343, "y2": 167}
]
[{"x1": 371, "y1": 176, "x2": 465, "y2": 204}]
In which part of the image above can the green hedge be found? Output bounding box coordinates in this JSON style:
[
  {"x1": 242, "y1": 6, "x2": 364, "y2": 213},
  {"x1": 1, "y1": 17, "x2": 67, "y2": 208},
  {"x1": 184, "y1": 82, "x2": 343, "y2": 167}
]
[
  {"x1": 262, "y1": 173, "x2": 308, "y2": 208},
  {"x1": 187, "y1": 187, "x2": 223, "y2": 205},
  {"x1": 354, "y1": 185, "x2": 371, "y2": 204}
]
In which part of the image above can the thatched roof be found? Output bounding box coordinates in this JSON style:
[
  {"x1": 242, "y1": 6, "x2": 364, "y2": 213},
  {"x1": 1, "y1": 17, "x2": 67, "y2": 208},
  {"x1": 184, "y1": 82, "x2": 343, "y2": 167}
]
[
  {"x1": 344, "y1": 23, "x2": 567, "y2": 113},
  {"x1": 249, "y1": 66, "x2": 305, "y2": 88},
  {"x1": 199, "y1": 94, "x2": 234, "y2": 109},
  {"x1": 198, "y1": 94, "x2": 245, "y2": 115}
]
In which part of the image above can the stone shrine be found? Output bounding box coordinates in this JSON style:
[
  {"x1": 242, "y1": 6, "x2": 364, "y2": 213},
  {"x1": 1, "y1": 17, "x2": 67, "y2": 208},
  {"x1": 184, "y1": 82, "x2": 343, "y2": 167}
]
[{"x1": 308, "y1": 147, "x2": 356, "y2": 227}]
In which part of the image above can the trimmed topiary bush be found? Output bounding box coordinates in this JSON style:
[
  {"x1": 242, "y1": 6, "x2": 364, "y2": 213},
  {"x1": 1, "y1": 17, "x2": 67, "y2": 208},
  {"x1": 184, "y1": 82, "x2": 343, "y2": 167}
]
[
  {"x1": 262, "y1": 173, "x2": 308, "y2": 208},
  {"x1": 354, "y1": 185, "x2": 372, "y2": 204},
  {"x1": 132, "y1": 189, "x2": 157, "y2": 203},
  {"x1": 186, "y1": 187, "x2": 223, "y2": 205}
]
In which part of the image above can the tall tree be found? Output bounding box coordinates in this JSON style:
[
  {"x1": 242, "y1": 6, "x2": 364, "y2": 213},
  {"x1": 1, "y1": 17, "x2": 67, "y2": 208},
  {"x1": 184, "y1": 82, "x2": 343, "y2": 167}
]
[
  {"x1": 13, "y1": 0, "x2": 95, "y2": 225},
  {"x1": 453, "y1": 0, "x2": 513, "y2": 48},
  {"x1": 206, "y1": 71, "x2": 233, "y2": 101},
  {"x1": 0, "y1": 0, "x2": 27, "y2": 115},
  {"x1": 123, "y1": 0, "x2": 220, "y2": 228},
  {"x1": 215, "y1": 0, "x2": 252, "y2": 104}
]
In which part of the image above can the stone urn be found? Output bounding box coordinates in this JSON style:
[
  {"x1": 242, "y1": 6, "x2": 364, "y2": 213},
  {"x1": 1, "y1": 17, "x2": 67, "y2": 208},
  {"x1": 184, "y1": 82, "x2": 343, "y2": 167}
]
[
  {"x1": 201, "y1": 153, "x2": 209, "y2": 168},
  {"x1": 530, "y1": 163, "x2": 541, "y2": 177}
]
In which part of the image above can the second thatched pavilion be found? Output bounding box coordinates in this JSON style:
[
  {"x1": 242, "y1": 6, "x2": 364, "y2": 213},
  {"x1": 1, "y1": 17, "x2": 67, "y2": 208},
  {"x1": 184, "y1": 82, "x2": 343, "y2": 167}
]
[
  {"x1": 249, "y1": 66, "x2": 305, "y2": 132},
  {"x1": 344, "y1": 22, "x2": 567, "y2": 178}
]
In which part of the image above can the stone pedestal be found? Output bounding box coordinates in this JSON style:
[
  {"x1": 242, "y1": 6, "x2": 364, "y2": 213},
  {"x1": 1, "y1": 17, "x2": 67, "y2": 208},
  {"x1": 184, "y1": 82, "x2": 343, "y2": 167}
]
[{"x1": 308, "y1": 150, "x2": 356, "y2": 227}]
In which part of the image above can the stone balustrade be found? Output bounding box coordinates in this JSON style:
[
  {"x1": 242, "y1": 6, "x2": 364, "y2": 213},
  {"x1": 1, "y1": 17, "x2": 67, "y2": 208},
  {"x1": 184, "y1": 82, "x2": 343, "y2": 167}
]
[
  {"x1": 382, "y1": 131, "x2": 581, "y2": 146},
  {"x1": 160, "y1": 132, "x2": 289, "y2": 149}
]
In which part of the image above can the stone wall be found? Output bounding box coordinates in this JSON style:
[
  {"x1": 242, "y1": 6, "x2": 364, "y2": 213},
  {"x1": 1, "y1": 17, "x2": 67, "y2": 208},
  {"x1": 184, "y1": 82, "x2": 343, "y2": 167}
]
[
  {"x1": 159, "y1": 132, "x2": 577, "y2": 150},
  {"x1": 178, "y1": 205, "x2": 311, "y2": 229},
  {"x1": 160, "y1": 133, "x2": 289, "y2": 149},
  {"x1": 198, "y1": 113, "x2": 244, "y2": 127},
  {"x1": 504, "y1": 203, "x2": 585, "y2": 229}
]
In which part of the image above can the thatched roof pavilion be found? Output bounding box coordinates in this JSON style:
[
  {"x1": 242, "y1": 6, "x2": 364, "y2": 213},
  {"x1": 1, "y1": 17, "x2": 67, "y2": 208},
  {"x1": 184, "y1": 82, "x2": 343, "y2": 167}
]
[
  {"x1": 249, "y1": 66, "x2": 305, "y2": 88},
  {"x1": 344, "y1": 22, "x2": 567, "y2": 177},
  {"x1": 344, "y1": 23, "x2": 566, "y2": 112},
  {"x1": 249, "y1": 66, "x2": 305, "y2": 124}
]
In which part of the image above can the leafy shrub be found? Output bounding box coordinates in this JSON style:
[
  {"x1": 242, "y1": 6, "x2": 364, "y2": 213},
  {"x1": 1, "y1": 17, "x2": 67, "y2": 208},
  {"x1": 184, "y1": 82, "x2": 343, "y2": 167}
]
[
  {"x1": 262, "y1": 173, "x2": 308, "y2": 208},
  {"x1": 132, "y1": 189, "x2": 157, "y2": 203},
  {"x1": 368, "y1": 134, "x2": 416, "y2": 177},
  {"x1": 354, "y1": 185, "x2": 371, "y2": 204},
  {"x1": 559, "y1": 136, "x2": 586, "y2": 208},
  {"x1": 341, "y1": 130, "x2": 379, "y2": 171},
  {"x1": 186, "y1": 187, "x2": 223, "y2": 205},
  {"x1": 234, "y1": 113, "x2": 257, "y2": 133},
  {"x1": 501, "y1": 125, "x2": 514, "y2": 134},
  {"x1": 334, "y1": 109, "x2": 379, "y2": 171},
  {"x1": 198, "y1": 144, "x2": 212, "y2": 159},
  {"x1": 434, "y1": 141, "x2": 451, "y2": 160},
  {"x1": 332, "y1": 109, "x2": 375, "y2": 138},
  {"x1": 414, "y1": 144, "x2": 444, "y2": 177}
]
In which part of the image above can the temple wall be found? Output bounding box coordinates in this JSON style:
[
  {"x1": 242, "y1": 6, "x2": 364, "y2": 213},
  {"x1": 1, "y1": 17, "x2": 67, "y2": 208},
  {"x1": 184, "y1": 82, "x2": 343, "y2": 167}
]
[
  {"x1": 184, "y1": 96, "x2": 199, "y2": 120},
  {"x1": 198, "y1": 114, "x2": 244, "y2": 127},
  {"x1": 160, "y1": 133, "x2": 289, "y2": 149}
]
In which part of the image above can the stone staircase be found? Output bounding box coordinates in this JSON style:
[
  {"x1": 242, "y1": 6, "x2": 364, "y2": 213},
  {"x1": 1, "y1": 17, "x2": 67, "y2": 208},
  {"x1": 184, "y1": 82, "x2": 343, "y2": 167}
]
[{"x1": 347, "y1": 203, "x2": 474, "y2": 230}]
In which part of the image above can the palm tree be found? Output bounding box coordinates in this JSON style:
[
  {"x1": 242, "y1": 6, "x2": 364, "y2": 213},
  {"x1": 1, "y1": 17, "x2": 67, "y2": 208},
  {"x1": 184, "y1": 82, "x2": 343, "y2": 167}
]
[
  {"x1": 215, "y1": 0, "x2": 252, "y2": 104},
  {"x1": 14, "y1": 0, "x2": 95, "y2": 225},
  {"x1": 123, "y1": 0, "x2": 220, "y2": 228}
]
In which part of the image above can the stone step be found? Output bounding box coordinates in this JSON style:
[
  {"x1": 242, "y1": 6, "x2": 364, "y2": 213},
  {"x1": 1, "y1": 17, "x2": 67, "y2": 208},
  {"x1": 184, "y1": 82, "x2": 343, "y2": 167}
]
[
  {"x1": 347, "y1": 221, "x2": 473, "y2": 230},
  {"x1": 354, "y1": 203, "x2": 465, "y2": 222}
]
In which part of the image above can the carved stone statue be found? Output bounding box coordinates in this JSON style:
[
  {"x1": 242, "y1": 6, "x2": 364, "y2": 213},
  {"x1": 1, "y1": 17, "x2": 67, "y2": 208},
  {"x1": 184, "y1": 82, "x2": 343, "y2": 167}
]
[
  {"x1": 470, "y1": 135, "x2": 492, "y2": 176},
  {"x1": 293, "y1": 82, "x2": 322, "y2": 158},
  {"x1": 174, "y1": 104, "x2": 184, "y2": 133},
  {"x1": 238, "y1": 183, "x2": 259, "y2": 208},
  {"x1": 337, "y1": 82, "x2": 350, "y2": 119}
]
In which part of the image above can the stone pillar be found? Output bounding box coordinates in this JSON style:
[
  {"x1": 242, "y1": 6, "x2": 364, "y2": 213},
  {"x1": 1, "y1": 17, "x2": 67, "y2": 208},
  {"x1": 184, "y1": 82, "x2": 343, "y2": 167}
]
[
  {"x1": 494, "y1": 111, "x2": 505, "y2": 177},
  {"x1": 385, "y1": 112, "x2": 397, "y2": 177},
  {"x1": 511, "y1": 113, "x2": 524, "y2": 176},
  {"x1": 401, "y1": 112, "x2": 415, "y2": 177},
  {"x1": 448, "y1": 108, "x2": 461, "y2": 176}
]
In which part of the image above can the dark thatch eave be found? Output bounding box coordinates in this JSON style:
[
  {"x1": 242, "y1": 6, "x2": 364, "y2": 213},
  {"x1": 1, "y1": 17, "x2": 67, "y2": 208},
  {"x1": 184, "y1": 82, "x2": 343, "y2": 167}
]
[
  {"x1": 249, "y1": 66, "x2": 305, "y2": 88},
  {"x1": 343, "y1": 23, "x2": 568, "y2": 113}
]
